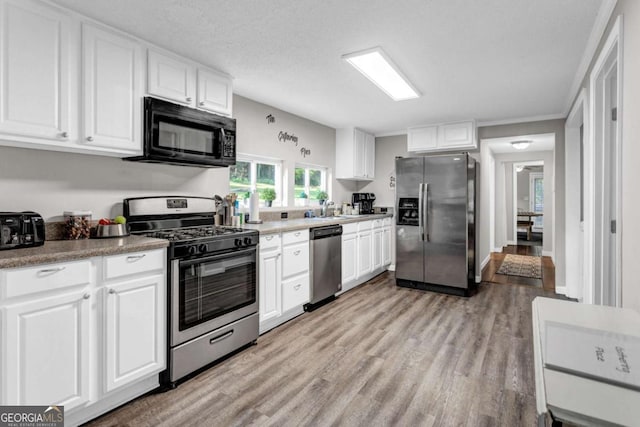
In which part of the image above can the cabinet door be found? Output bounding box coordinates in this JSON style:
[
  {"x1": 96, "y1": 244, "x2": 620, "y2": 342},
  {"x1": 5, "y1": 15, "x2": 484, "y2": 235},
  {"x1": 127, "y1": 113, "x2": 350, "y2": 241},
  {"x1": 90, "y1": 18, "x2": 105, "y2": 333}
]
[
  {"x1": 373, "y1": 228, "x2": 383, "y2": 271},
  {"x1": 196, "y1": 68, "x2": 232, "y2": 116},
  {"x1": 0, "y1": 0, "x2": 75, "y2": 141},
  {"x1": 282, "y1": 274, "x2": 310, "y2": 312},
  {"x1": 438, "y1": 121, "x2": 476, "y2": 149},
  {"x1": 341, "y1": 233, "x2": 357, "y2": 284},
  {"x1": 104, "y1": 274, "x2": 165, "y2": 393},
  {"x1": 354, "y1": 129, "x2": 366, "y2": 178},
  {"x1": 82, "y1": 24, "x2": 143, "y2": 153},
  {"x1": 365, "y1": 132, "x2": 375, "y2": 179},
  {"x1": 407, "y1": 125, "x2": 437, "y2": 152},
  {"x1": 2, "y1": 290, "x2": 91, "y2": 409},
  {"x1": 147, "y1": 49, "x2": 195, "y2": 105},
  {"x1": 259, "y1": 249, "x2": 281, "y2": 323},
  {"x1": 357, "y1": 231, "x2": 373, "y2": 277},
  {"x1": 382, "y1": 226, "x2": 392, "y2": 266}
]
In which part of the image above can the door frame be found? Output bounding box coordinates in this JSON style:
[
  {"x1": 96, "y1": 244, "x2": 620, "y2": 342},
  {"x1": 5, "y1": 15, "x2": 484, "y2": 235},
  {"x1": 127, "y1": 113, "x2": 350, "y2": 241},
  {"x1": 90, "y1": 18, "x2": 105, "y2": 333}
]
[
  {"x1": 588, "y1": 15, "x2": 623, "y2": 306},
  {"x1": 565, "y1": 88, "x2": 589, "y2": 301},
  {"x1": 512, "y1": 161, "x2": 544, "y2": 243}
]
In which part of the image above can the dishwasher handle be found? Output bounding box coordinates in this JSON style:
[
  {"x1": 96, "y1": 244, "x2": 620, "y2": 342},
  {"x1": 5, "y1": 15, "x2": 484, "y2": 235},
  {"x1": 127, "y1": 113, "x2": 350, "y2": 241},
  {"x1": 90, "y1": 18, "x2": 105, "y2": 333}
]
[{"x1": 310, "y1": 225, "x2": 343, "y2": 239}]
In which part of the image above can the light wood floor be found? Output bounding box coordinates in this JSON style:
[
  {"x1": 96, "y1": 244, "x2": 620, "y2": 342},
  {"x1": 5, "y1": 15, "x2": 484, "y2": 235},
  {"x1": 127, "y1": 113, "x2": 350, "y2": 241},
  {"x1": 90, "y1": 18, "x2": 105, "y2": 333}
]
[{"x1": 87, "y1": 270, "x2": 561, "y2": 427}]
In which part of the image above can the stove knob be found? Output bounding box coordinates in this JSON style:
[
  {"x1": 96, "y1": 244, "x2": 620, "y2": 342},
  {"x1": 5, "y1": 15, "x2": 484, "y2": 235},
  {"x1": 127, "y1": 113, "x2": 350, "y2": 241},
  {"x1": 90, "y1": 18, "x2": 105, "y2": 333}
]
[
  {"x1": 234, "y1": 238, "x2": 243, "y2": 247},
  {"x1": 198, "y1": 244, "x2": 208, "y2": 253},
  {"x1": 188, "y1": 246, "x2": 197, "y2": 255},
  {"x1": 244, "y1": 237, "x2": 252, "y2": 245}
]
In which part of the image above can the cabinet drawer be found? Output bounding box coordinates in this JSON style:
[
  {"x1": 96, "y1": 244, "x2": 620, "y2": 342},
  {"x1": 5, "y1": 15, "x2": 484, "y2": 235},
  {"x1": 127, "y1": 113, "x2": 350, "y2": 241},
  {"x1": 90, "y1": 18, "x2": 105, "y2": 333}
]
[
  {"x1": 282, "y1": 274, "x2": 310, "y2": 312},
  {"x1": 372, "y1": 219, "x2": 383, "y2": 229},
  {"x1": 357, "y1": 221, "x2": 373, "y2": 232},
  {"x1": 260, "y1": 233, "x2": 281, "y2": 250},
  {"x1": 103, "y1": 249, "x2": 164, "y2": 281},
  {"x1": 383, "y1": 217, "x2": 392, "y2": 227},
  {"x1": 2, "y1": 259, "x2": 92, "y2": 300},
  {"x1": 282, "y1": 242, "x2": 309, "y2": 278},
  {"x1": 342, "y1": 222, "x2": 358, "y2": 234},
  {"x1": 282, "y1": 229, "x2": 308, "y2": 245}
]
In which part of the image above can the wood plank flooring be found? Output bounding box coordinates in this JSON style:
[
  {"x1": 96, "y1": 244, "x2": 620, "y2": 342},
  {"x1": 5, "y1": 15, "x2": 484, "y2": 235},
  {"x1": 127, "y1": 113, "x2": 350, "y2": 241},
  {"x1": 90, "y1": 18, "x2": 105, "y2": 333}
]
[
  {"x1": 86, "y1": 271, "x2": 561, "y2": 427},
  {"x1": 482, "y1": 246, "x2": 555, "y2": 292}
]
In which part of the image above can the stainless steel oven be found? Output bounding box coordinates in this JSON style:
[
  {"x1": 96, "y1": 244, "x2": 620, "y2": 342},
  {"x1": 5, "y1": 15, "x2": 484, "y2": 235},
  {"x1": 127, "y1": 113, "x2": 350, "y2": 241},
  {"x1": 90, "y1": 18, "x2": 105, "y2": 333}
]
[{"x1": 170, "y1": 247, "x2": 258, "y2": 347}]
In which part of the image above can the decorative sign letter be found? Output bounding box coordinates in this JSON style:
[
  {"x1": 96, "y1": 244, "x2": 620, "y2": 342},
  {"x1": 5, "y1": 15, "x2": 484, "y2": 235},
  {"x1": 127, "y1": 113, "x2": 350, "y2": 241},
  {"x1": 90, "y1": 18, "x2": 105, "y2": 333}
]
[{"x1": 266, "y1": 114, "x2": 275, "y2": 124}]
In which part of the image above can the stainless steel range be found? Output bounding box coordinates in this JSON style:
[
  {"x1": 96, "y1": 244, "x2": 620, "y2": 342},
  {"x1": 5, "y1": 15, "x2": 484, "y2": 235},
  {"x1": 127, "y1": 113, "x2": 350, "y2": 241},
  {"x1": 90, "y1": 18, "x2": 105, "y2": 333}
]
[{"x1": 124, "y1": 196, "x2": 259, "y2": 386}]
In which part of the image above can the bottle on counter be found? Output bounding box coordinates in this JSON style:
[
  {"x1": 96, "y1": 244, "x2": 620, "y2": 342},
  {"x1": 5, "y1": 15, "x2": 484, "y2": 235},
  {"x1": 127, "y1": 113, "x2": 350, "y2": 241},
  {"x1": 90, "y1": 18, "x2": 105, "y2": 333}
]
[{"x1": 63, "y1": 210, "x2": 92, "y2": 239}]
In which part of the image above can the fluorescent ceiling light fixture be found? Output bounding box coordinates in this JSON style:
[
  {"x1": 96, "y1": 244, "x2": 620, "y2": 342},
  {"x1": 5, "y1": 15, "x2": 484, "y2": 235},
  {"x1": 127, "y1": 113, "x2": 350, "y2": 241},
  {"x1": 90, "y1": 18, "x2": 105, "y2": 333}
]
[
  {"x1": 511, "y1": 140, "x2": 532, "y2": 150},
  {"x1": 343, "y1": 47, "x2": 420, "y2": 101}
]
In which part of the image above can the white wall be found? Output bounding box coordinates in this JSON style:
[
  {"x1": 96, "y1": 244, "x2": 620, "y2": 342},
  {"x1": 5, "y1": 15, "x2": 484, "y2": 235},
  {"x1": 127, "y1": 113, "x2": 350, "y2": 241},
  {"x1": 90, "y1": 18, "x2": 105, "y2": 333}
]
[{"x1": 0, "y1": 94, "x2": 346, "y2": 221}]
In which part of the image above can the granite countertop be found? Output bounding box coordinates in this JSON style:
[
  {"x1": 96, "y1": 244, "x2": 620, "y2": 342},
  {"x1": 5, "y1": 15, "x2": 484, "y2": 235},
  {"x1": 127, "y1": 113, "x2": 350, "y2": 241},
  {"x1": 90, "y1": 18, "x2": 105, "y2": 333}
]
[
  {"x1": 0, "y1": 236, "x2": 169, "y2": 269},
  {"x1": 241, "y1": 213, "x2": 394, "y2": 234}
]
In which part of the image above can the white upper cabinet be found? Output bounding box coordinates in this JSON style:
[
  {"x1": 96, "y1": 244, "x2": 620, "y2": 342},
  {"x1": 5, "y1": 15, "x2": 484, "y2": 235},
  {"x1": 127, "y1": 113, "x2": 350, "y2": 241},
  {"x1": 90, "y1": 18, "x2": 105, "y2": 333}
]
[
  {"x1": 147, "y1": 49, "x2": 196, "y2": 106},
  {"x1": 336, "y1": 127, "x2": 375, "y2": 181},
  {"x1": 82, "y1": 24, "x2": 143, "y2": 153},
  {"x1": 408, "y1": 120, "x2": 476, "y2": 152},
  {"x1": 0, "y1": 0, "x2": 77, "y2": 143},
  {"x1": 197, "y1": 68, "x2": 233, "y2": 116}
]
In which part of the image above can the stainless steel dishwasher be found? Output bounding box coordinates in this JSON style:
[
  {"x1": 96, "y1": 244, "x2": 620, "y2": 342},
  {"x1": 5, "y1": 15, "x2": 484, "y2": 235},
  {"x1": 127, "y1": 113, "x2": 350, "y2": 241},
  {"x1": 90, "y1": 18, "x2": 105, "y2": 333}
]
[{"x1": 305, "y1": 224, "x2": 342, "y2": 310}]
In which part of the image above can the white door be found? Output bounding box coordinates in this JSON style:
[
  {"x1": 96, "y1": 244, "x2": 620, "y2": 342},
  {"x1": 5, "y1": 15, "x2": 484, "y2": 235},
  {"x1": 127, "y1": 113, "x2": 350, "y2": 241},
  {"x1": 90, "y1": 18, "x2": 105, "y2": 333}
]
[
  {"x1": 147, "y1": 49, "x2": 195, "y2": 105},
  {"x1": 0, "y1": 0, "x2": 75, "y2": 141},
  {"x1": 341, "y1": 233, "x2": 357, "y2": 284},
  {"x1": 104, "y1": 275, "x2": 165, "y2": 393},
  {"x1": 589, "y1": 17, "x2": 622, "y2": 307},
  {"x1": 373, "y1": 228, "x2": 383, "y2": 271},
  {"x1": 357, "y1": 231, "x2": 372, "y2": 277},
  {"x1": 259, "y1": 249, "x2": 281, "y2": 323},
  {"x1": 196, "y1": 68, "x2": 232, "y2": 116},
  {"x1": 2, "y1": 290, "x2": 91, "y2": 409},
  {"x1": 382, "y1": 226, "x2": 391, "y2": 266},
  {"x1": 82, "y1": 24, "x2": 143, "y2": 152},
  {"x1": 354, "y1": 129, "x2": 366, "y2": 178},
  {"x1": 365, "y1": 132, "x2": 375, "y2": 179}
]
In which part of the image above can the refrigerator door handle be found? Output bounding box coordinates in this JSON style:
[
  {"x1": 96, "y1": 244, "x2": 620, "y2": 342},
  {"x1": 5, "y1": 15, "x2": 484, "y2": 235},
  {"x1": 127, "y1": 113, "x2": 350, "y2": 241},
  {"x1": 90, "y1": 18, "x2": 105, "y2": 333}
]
[
  {"x1": 418, "y1": 183, "x2": 424, "y2": 241},
  {"x1": 424, "y1": 183, "x2": 430, "y2": 242}
]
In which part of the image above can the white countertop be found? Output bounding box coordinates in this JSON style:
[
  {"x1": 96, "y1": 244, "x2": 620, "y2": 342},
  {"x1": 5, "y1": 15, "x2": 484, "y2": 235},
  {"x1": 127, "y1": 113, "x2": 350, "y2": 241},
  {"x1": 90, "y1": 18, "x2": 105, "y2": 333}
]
[{"x1": 240, "y1": 213, "x2": 393, "y2": 234}]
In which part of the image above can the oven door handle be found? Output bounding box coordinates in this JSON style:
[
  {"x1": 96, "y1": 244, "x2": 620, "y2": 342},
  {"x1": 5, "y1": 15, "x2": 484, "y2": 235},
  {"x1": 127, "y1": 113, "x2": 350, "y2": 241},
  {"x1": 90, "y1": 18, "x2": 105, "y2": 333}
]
[{"x1": 178, "y1": 247, "x2": 256, "y2": 268}]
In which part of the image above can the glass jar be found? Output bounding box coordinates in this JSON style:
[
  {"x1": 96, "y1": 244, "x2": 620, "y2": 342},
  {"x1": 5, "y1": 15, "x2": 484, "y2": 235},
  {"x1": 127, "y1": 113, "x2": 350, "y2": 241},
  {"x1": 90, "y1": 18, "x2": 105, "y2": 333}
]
[{"x1": 63, "y1": 210, "x2": 92, "y2": 240}]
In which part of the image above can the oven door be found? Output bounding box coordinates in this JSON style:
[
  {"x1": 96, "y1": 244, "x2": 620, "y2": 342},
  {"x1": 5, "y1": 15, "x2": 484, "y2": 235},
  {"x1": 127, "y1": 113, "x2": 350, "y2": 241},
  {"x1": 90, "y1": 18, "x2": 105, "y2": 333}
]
[{"x1": 171, "y1": 247, "x2": 257, "y2": 347}]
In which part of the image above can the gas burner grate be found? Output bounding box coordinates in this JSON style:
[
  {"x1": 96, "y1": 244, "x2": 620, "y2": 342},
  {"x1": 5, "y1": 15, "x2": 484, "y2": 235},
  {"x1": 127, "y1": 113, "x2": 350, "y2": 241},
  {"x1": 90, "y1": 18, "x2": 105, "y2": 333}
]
[{"x1": 139, "y1": 226, "x2": 247, "y2": 242}]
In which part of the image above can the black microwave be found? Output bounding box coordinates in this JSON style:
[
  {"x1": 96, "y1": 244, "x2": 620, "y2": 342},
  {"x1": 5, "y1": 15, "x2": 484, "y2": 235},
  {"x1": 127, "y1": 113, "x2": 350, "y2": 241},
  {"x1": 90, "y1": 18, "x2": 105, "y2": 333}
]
[{"x1": 125, "y1": 97, "x2": 236, "y2": 167}]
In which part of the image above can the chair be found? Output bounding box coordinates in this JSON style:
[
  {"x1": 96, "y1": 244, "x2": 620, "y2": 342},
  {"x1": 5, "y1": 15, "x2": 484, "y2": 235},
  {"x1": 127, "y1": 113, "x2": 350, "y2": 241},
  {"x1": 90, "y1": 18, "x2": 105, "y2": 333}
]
[{"x1": 517, "y1": 220, "x2": 533, "y2": 241}]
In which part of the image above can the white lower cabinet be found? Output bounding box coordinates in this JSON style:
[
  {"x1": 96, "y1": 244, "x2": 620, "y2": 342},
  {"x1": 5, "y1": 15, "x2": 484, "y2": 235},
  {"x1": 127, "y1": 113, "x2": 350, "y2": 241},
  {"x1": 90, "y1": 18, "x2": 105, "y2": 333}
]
[
  {"x1": 2, "y1": 287, "x2": 92, "y2": 410},
  {"x1": 259, "y1": 242, "x2": 282, "y2": 324},
  {"x1": 341, "y1": 231, "x2": 358, "y2": 286},
  {"x1": 382, "y1": 225, "x2": 392, "y2": 266},
  {"x1": 103, "y1": 274, "x2": 165, "y2": 393},
  {"x1": 259, "y1": 230, "x2": 310, "y2": 334},
  {"x1": 357, "y1": 226, "x2": 373, "y2": 278},
  {"x1": 0, "y1": 248, "x2": 166, "y2": 425}
]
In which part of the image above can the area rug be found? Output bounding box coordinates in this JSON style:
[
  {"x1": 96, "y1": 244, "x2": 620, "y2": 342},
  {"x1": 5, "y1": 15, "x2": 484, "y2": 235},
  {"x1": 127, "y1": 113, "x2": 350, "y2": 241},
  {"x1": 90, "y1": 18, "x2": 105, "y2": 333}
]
[{"x1": 496, "y1": 254, "x2": 542, "y2": 279}]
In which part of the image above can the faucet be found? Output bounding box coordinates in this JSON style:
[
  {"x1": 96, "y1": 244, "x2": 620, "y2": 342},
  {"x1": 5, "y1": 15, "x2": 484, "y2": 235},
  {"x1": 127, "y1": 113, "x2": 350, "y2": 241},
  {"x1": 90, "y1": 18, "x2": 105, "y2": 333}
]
[{"x1": 321, "y1": 200, "x2": 334, "y2": 217}]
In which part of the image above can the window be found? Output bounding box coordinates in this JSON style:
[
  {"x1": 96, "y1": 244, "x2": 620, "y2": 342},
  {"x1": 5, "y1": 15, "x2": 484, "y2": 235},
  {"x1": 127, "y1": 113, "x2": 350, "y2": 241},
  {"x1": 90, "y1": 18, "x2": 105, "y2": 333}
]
[
  {"x1": 529, "y1": 172, "x2": 544, "y2": 230},
  {"x1": 294, "y1": 165, "x2": 328, "y2": 206},
  {"x1": 229, "y1": 155, "x2": 282, "y2": 207}
]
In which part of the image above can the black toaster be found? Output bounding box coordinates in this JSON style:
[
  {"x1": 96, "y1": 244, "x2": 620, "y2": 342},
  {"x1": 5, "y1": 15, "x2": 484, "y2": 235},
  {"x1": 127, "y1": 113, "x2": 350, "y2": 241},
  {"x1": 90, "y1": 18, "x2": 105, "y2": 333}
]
[{"x1": 0, "y1": 212, "x2": 46, "y2": 250}]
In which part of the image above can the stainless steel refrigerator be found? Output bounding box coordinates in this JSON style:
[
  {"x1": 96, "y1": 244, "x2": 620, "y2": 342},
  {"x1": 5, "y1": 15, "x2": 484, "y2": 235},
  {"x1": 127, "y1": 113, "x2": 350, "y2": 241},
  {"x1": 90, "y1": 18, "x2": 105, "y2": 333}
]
[{"x1": 395, "y1": 153, "x2": 476, "y2": 296}]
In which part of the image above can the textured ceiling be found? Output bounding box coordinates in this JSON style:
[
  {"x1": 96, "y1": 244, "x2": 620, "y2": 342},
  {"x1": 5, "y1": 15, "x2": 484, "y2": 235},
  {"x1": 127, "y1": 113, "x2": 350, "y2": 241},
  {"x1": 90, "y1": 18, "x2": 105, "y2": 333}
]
[{"x1": 52, "y1": 0, "x2": 603, "y2": 135}]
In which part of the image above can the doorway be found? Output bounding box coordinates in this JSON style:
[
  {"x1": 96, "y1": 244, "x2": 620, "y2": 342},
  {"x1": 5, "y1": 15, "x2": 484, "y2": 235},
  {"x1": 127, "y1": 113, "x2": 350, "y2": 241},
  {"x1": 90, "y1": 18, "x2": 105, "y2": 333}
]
[{"x1": 513, "y1": 161, "x2": 544, "y2": 251}]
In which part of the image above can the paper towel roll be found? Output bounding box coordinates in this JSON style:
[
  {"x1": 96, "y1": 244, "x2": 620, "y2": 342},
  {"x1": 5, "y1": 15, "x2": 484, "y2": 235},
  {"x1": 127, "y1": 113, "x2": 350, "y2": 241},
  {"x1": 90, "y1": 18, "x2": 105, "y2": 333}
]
[{"x1": 249, "y1": 192, "x2": 260, "y2": 222}]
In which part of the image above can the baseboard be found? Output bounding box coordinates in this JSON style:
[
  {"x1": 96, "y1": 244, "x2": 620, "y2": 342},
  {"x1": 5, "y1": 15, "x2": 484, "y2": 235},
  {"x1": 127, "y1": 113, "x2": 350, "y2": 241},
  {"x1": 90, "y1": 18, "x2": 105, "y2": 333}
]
[
  {"x1": 493, "y1": 247, "x2": 503, "y2": 253},
  {"x1": 481, "y1": 254, "x2": 491, "y2": 270},
  {"x1": 507, "y1": 240, "x2": 516, "y2": 245},
  {"x1": 475, "y1": 275, "x2": 481, "y2": 284},
  {"x1": 555, "y1": 285, "x2": 567, "y2": 296},
  {"x1": 388, "y1": 264, "x2": 396, "y2": 271},
  {"x1": 542, "y1": 250, "x2": 553, "y2": 259}
]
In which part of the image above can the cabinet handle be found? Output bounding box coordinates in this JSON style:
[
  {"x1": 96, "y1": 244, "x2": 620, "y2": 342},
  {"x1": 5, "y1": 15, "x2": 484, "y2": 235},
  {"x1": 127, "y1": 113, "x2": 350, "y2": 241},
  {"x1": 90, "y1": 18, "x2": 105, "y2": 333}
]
[
  {"x1": 59, "y1": 131, "x2": 68, "y2": 138},
  {"x1": 86, "y1": 136, "x2": 94, "y2": 142},
  {"x1": 294, "y1": 232, "x2": 301, "y2": 237},
  {"x1": 126, "y1": 254, "x2": 146, "y2": 262},
  {"x1": 83, "y1": 293, "x2": 90, "y2": 300},
  {"x1": 293, "y1": 250, "x2": 301, "y2": 255},
  {"x1": 265, "y1": 236, "x2": 274, "y2": 241},
  {"x1": 294, "y1": 284, "x2": 301, "y2": 290},
  {"x1": 108, "y1": 288, "x2": 116, "y2": 294},
  {"x1": 38, "y1": 266, "x2": 66, "y2": 274},
  {"x1": 186, "y1": 97, "x2": 192, "y2": 102}
]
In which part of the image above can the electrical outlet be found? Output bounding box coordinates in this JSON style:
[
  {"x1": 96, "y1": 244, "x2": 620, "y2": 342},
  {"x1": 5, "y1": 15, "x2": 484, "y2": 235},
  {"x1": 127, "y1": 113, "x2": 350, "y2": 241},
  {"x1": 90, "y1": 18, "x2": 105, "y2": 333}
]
[{"x1": 280, "y1": 212, "x2": 288, "y2": 220}]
